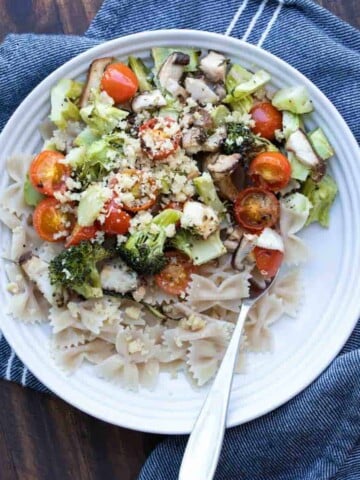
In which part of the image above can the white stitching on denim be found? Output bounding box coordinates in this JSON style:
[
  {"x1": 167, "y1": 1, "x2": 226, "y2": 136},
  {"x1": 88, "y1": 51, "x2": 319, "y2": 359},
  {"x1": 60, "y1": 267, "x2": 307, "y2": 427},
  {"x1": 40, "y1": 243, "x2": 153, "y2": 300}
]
[
  {"x1": 257, "y1": 0, "x2": 284, "y2": 47},
  {"x1": 224, "y1": 0, "x2": 249, "y2": 36},
  {"x1": 242, "y1": 0, "x2": 269, "y2": 41}
]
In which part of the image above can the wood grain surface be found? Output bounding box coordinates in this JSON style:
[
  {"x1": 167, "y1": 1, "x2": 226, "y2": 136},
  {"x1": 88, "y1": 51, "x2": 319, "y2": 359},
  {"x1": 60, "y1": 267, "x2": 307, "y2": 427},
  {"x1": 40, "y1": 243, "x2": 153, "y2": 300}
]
[{"x1": 0, "y1": 1, "x2": 358, "y2": 479}]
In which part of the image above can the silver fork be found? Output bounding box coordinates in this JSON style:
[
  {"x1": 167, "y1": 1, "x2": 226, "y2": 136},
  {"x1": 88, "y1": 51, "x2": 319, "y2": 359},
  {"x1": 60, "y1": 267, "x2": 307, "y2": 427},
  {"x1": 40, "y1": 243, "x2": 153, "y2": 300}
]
[{"x1": 178, "y1": 274, "x2": 278, "y2": 480}]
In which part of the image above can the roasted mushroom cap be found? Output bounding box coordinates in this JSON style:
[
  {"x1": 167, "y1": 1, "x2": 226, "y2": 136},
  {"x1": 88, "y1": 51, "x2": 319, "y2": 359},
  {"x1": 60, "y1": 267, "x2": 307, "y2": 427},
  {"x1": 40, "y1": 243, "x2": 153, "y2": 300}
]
[
  {"x1": 200, "y1": 51, "x2": 227, "y2": 83},
  {"x1": 79, "y1": 57, "x2": 114, "y2": 108},
  {"x1": 184, "y1": 77, "x2": 219, "y2": 104},
  {"x1": 204, "y1": 152, "x2": 242, "y2": 202},
  {"x1": 158, "y1": 52, "x2": 190, "y2": 98},
  {"x1": 131, "y1": 89, "x2": 167, "y2": 113}
]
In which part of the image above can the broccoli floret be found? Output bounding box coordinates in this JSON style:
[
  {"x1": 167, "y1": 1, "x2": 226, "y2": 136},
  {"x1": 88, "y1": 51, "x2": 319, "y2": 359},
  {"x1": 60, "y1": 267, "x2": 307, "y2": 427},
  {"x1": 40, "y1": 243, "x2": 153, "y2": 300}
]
[
  {"x1": 223, "y1": 122, "x2": 276, "y2": 159},
  {"x1": 49, "y1": 242, "x2": 112, "y2": 299},
  {"x1": 118, "y1": 209, "x2": 181, "y2": 275}
]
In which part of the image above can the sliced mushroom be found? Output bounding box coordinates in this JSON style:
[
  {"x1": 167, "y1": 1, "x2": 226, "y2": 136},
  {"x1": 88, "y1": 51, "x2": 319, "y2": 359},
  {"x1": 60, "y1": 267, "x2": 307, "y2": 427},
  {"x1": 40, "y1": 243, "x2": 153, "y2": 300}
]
[
  {"x1": 131, "y1": 89, "x2": 167, "y2": 113},
  {"x1": 232, "y1": 235, "x2": 255, "y2": 271},
  {"x1": 202, "y1": 126, "x2": 227, "y2": 152},
  {"x1": 204, "y1": 153, "x2": 241, "y2": 202},
  {"x1": 213, "y1": 83, "x2": 227, "y2": 100},
  {"x1": 100, "y1": 259, "x2": 139, "y2": 294},
  {"x1": 185, "y1": 77, "x2": 219, "y2": 104},
  {"x1": 19, "y1": 253, "x2": 66, "y2": 307},
  {"x1": 286, "y1": 129, "x2": 320, "y2": 167},
  {"x1": 224, "y1": 225, "x2": 243, "y2": 252},
  {"x1": 200, "y1": 51, "x2": 227, "y2": 83},
  {"x1": 182, "y1": 127, "x2": 207, "y2": 154},
  {"x1": 207, "y1": 152, "x2": 241, "y2": 177},
  {"x1": 180, "y1": 108, "x2": 214, "y2": 130},
  {"x1": 158, "y1": 52, "x2": 190, "y2": 98},
  {"x1": 79, "y1": 57, "x2": 114, "y2": 108}
]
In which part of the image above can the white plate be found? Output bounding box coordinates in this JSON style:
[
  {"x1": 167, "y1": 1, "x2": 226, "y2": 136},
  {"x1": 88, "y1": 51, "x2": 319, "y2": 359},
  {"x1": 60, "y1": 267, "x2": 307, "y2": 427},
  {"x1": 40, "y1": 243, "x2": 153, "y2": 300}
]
[{"x1": 0, "y1": 30, "x2": 359, "y2": 434}]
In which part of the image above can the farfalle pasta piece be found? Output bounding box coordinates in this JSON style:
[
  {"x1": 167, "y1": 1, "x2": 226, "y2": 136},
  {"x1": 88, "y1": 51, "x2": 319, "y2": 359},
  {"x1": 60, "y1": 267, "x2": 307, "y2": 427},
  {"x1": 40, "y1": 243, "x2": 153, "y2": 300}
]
[
  {"x1": 246, "y1": 293, "x2": 284, "y2": 352},
  {"x1": 115, "y1": 328, "x2": 155, "y2": 364},
  {"x1": 0, "y1": 155, "x2": 32, "y2": 219},
  {"x1": 52, "y1": 327, "x2": 95, "y2": 349},
  {"x1": 68, "y1": 297, "x2": 122, "y2": 335},
  {"x1": 270, "y1": 270, "x2": 301, "y2": 317},
  {"x1": 53, "y1": 339, "x2": 115, "y2": 373},
  {"x1": 5, "y1": 263, "x2": 49, "y2": 324},
  {"x1": 186, "y1": 270, "x2": 250, "y2": 313},
  {"x1": 280, "y1": 195, "x2": 310, "y2": 265}
]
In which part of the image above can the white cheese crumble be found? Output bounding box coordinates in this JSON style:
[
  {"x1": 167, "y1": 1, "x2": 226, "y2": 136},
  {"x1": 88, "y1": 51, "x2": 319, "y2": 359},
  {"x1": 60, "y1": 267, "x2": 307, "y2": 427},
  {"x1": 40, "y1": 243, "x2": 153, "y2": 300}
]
[{"x1": 181, "y1": 201, "x2": 220, "y2": 239}]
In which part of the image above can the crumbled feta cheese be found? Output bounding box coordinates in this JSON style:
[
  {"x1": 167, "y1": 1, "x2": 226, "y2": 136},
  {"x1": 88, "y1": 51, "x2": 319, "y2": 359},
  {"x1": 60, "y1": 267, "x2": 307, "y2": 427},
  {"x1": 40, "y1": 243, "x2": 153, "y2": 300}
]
[
  {"x1": 179, "y1": 314, "x2": 206, "y2": 332},
  {"x1": 6, "y1": 282, "x2": 20, "y2": 295},
  {"x1": 129, "y1": 211, "x2": 153, "y2": 234},
  {"x1": 53, "y1": 230, "x2": 68, "y2": 240},
  {"x1": 65, "y1": 177, "x2": 82, "y2": 191},
  {"x1": 128, "y1": 338, "x2": 148, "y2": 355},
  {"x1": 125, "y1": 306, "x2": 142, "y2": 321},
  {"x1": 275, "y1": 128, "x2": 285, "y2": 142},
  {"x1": 132, "y1": 286, "x2": 146, "y2": 302},
  {"x1": 181, "y1": 201, "x2": 220, "y2": 239},
  {"x1": 165, "y1": 224, "x2": 176, "y2": 238},
  {"x1": 117, "y1": 234, "x2": 127, "y2": 246}
]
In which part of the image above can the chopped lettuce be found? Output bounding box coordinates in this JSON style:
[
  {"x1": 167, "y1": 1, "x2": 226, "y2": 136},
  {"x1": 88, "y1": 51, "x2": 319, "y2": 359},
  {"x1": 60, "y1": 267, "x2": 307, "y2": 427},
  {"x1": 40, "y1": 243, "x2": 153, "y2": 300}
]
[
  {"x1": 211, "y1": 105, "x2": 230, "y2": 126},
  {"x1": 288, "y1": 151, "x2": 310, "y2": 181},
  {"x1": 282, "y1": 111, "x2": 303, "y2": 139},
  {"x1": 308, "y1": 127, "x2": 334, "y2": 160},
  {"x1": 193, "y1": 172, "x2": 226, "y2": 215},
  {"x1": 80, "y1": 93, "x2": 128, "y2": 135},
  {"x1": 50, "y1": 79, "x2": 83, "y2": 129},
  {"x1": 74, "y1": 127, "x2": 100, "y2": 147},
  {"x1": 302, "y1": 174, "x2": 338, "y2": 227},
  {"x1": 232, "y1": 70, "x2": 271, "y2": 100},
  {"x1": 78, "y1": 184, "x2": 110, "y2": 227},
  {"x1": 23, "y1": 175, "x2": 44, "y2": 207},
  {"x1": 225, "y1": 64, "x2": 252, "y2": 95},
  {"x1": 272, "y1": 86, "x2": 313, "y2": 114}
]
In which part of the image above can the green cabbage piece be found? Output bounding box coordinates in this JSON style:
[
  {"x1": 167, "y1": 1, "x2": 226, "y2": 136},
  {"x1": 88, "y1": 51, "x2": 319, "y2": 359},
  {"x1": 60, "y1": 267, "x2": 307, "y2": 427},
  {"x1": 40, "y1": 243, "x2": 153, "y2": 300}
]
[
  {"x1": 308, "y1": 128, "x2": 334, "y2": 160},
  {"x1": 50, "y1": 79, "x2": 83, "y2": 129},
  {"x1": 193, "y1": 173, "x2": 226, "y2": 215},
  {"x1": 272, "y1": 86, "x2": 313, "y2": 114},
  {"x1": 301, "y1": 174, "x2": 338, "y2": 227},
  {"x1": 78, "y1": 184, "x2": 110, "y2": 227},
  {"x1": 23, "y1": 175, "x2": 44, "y2": 207},
  {"x1": 288, "y1": 152, "x2": 310, "y2": 181},
  {"x1": 80, "y1": 94, "x2": 128, "y2": 135}
]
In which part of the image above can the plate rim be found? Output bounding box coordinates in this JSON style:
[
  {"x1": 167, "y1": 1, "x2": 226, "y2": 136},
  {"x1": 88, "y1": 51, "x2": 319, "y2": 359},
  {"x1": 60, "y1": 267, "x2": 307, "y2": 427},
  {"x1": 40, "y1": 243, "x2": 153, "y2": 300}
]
[{"x1": 0, "y1": 29, "x2": 359, "y2": 434}]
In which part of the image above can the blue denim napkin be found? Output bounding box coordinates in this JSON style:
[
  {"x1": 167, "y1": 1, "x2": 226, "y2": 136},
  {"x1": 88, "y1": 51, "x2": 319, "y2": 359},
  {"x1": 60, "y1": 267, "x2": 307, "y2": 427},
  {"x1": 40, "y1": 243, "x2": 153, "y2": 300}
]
[{"x1": 0, "y1": 1, "x2": 359, "y2": 478}]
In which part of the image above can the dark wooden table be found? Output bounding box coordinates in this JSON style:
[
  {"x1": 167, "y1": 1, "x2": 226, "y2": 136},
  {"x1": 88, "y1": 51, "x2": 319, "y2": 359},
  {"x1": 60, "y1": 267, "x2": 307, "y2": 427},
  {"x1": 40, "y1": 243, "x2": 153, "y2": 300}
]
[{"x1": 0, "y1": 1, "x2": 358, "y2": 479}]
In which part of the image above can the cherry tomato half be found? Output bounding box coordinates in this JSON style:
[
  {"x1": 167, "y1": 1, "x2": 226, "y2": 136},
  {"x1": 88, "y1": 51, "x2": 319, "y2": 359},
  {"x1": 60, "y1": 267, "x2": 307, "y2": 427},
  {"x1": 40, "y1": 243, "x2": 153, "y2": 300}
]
[
  {"x1": 100, "y1": 62, "x2": 138, "y2": 103},
  {"x1": 250, "y1": 102, "x2": 283, "y2": 141},
  {"x1": 155, "y1": 251, "x2": 197, "y2": 296},
  {"x1": 139, "y1": 117, "x2": 181, "y2": 161},
  {"x1": 110, "y1": 169, "x2": 158, "y2": 213},
  {"x1": 65, "y1": 223, "x2": 98, "y2": 248},
  {"x1": 234, "y1": 187, "x2": 280, "y2": 233},
  {"x1": 102, "y1": 199, "x2": 131, "y2": 235},
  {"x1": 254, "y1": 247, "x2": 284, "y2": 278},
  {"x1": 249, "y1": 152, "x2": 291, "y2": 192},
  {"x1": 29, "y1": 150, "x2": 70, "y2": 196},
  {"x1": 33, "y1": 198, "x2": 74, "y2": 242}
]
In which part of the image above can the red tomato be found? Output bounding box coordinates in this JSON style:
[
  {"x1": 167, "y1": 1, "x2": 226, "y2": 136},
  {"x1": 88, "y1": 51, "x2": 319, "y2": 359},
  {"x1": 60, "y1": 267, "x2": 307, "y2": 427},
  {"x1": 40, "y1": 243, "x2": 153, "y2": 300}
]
[
  {"x1": 234, "y1": 187, "x2": 280, "y2": 233},
  {"x1": 111, "y1": 169, "x2": 158, "y2": 213},
  {"x1": 100, "y1": 62, "x2": 138, "y2": 103},
  {"x1": 254, "y1": 247, "x2": 284, "y2": 277},
  {"x1": 155, "y1": 251, "x2": 197, "y2": 296},
  {"x1": 249, "y1": 152, "x2": 291, "y2": 191},
  {"x1": 250, "y1": 102, "x2": 283, "y2": 140},
  {"x1": 103, "y1": 199, "x2": 131, "y2": 235},
  {"x1": 65, "y1": 223, "x2": 98, "y2": 247},
  {"x1": 29, "y1": 150, "x2": 70, "y2": 196},
  {"x1": 139, "y1": 117, "x2": 181, "y2": 161},
  {"x1": 33, "y1": 198, "x2": 74, "y2": 242}
]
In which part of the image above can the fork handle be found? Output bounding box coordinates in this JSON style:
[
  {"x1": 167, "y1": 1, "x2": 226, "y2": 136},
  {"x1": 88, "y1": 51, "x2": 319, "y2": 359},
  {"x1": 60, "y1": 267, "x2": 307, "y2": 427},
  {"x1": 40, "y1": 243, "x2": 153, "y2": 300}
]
[{"x1": 178, "y1": 302, "x2": 251, "y2": 480}]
